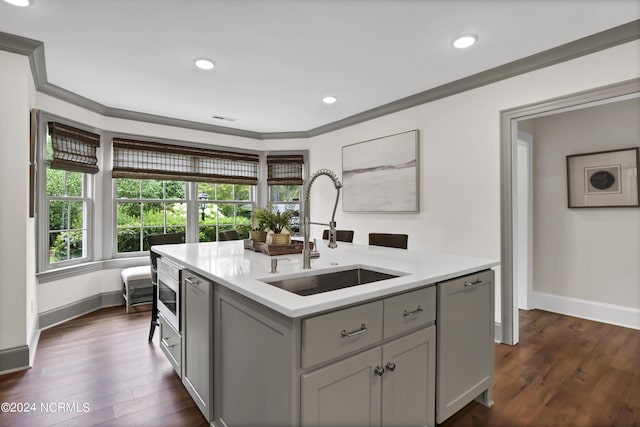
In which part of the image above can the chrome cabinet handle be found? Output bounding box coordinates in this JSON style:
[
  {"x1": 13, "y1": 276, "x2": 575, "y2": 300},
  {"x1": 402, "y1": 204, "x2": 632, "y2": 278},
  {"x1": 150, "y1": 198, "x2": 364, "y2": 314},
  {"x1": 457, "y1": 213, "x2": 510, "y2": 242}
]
[
  {"x1": 185, "y1": 277, "x2": 199, "y2": 285},
  {"x1": 403, "y1": 306, "x2": 423, "y2": 317},
  {"x1": 161, "y1": 338, "x2": 177, "y2": 348},
  {"x1": 385, "y1": 362, "x2": 396, "y2": 372},
  {"x1": 464, "y1": 279, "x2": 483, "y2": 287},
  {"x1": 341, "y1": 323, "x2": 367, "y2": 338},
  {"x1": 374, "y1": 366, "x2": 385, "y2": 376},
  {"x1": 186, "y1": 277, "x2": 206, "y2": 294}
]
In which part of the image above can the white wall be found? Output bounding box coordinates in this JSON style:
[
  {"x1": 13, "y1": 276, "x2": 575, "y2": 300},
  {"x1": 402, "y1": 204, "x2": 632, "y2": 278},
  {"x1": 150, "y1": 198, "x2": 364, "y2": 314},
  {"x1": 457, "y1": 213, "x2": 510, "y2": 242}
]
[
  {"x1": 37, "y1": 94, "x2": 265, "y2": 151},
  {"x1": 0, "y1": 51, "x2": 31, "y2": 349},
  {"x1": 306, "y1": 40, "x2": 640, "y2": 323},
  {"x1": 37, "y1": 269, "x2": 122, "y2": 313},
  {"x1": 531, "y1": 97, "x2": 640, "y2": 310}
]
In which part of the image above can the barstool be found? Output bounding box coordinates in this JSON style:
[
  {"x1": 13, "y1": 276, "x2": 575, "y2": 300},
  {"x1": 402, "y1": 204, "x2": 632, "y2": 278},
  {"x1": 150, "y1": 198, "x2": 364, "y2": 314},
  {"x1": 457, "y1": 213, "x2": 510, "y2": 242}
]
[
  {"x1": 147, "y1": 232, "x2": 183, "y2": 342},
  {"x1": 322, "y1": 229, "x2": 355, "y2": 243},
  {"x1": 368, "y1": 233, "x2": 408, "y2": 249}
]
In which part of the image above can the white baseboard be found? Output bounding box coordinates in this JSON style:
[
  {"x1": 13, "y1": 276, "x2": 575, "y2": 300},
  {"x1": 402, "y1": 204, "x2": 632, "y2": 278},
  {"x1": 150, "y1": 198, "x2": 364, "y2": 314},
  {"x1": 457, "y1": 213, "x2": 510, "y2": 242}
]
[
  {"x1": 494, "y1": 322, "x2": 502, "y2": 343},
  {"x1": 533, "y1": 291, "x2": 640, "y2": 330}
]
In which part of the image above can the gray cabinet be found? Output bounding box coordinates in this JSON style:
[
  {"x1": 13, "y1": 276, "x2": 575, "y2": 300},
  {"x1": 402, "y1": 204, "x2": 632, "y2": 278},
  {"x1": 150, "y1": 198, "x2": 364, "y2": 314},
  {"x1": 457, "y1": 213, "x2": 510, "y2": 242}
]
[
  {"x1": 382, "y1": 327, "x2": 435, "y2": 427},
  {"x1": 213, "y1": 284, "x2": 437, "y2": 427},
  {"x1": 301, "y1": 347, "x2": 382, "y2": 427},
  {"x1": 207, "y1": 269, "x2": 494, "y2": 427},
  {"x1": 301, "y1": 327, "x2": 435, "y2": 427},
  {"x1": 436, "y1": 269, "x2": 495, "y2": 423},
  {"x1": 182, "y1": 270, "x2": 213, "y2": 422}
]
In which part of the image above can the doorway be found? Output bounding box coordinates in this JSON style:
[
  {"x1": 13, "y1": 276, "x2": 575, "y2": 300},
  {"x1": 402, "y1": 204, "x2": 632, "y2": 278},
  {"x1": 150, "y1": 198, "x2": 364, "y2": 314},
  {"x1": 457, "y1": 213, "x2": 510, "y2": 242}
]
[{"x1": 499, "y1": 78, "x2": 640, "y2": 345}]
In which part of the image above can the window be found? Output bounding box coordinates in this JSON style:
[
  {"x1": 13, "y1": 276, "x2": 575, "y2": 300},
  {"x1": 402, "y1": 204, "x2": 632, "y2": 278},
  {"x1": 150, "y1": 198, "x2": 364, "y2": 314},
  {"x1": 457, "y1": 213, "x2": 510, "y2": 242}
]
[
  {"x1": 41, "y1": 121, "x2": 100, "y2": 270},
  {"x1": 198, "y1": 183, "x2": 254, "y2": 242},
  {"x1": 267, "y1": 154, "x2": 304, "y2": 233},
  {"x1": 115, "y1": 179, "x2": 187, "y2": 253},
  {"x1": 269, "y1": 185, "x2": 301, "y2": 233},
  {"x1": 46, "y1": 167, "x2": 90, "y2": 264},
  {"x1": 112, "y1": 137, "x2": 259, "y2": 251}
]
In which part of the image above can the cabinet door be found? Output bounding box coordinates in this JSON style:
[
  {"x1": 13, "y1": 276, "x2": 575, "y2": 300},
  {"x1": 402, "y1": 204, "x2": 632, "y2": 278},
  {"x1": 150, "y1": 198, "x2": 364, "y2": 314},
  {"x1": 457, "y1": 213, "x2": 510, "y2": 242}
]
[
  {"x1": 183, "y1": 271, "x2": 212, "y2": 421},
  {"x1": 381, "y1": 327, "x2": 436, "y2": 427},
  {"x1": 301, "y1": 347, "x2": 382, "y2": 427},
  {"x1": 436, "y1": 270, "x2": 494, "y2": 423}
]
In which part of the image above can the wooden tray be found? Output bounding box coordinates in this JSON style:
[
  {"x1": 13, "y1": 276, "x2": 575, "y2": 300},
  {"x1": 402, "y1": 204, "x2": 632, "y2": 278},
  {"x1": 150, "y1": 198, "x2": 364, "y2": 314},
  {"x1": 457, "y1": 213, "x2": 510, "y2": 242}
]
[{"x1": 244, "y1": 239, "x2": 314, "y2": 256}]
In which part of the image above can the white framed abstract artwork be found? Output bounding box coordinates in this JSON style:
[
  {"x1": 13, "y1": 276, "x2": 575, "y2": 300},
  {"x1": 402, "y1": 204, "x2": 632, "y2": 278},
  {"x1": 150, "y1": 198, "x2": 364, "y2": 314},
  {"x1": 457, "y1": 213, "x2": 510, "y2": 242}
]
[{"x1": 342, "y1": 130, "x2": 419, "y2": 213}]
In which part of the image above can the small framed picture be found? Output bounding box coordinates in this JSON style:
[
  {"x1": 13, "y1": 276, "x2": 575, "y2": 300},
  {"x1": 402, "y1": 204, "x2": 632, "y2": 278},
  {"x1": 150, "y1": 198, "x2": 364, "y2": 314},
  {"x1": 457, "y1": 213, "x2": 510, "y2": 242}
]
[{"x1": 566, "y1": 147, "x2": 639, "y2": 208}]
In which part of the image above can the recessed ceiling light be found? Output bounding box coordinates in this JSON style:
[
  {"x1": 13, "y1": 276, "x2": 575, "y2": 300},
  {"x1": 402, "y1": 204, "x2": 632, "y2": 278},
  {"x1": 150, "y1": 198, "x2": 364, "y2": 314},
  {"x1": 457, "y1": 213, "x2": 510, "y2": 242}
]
[
  {"x1": 452, "y1": 33, "x2": 478, "y2": 49},
  {"x1": 194, "y1": 58, "x2": 215, "y2": 70},
  {"x1": 3, "y1": 0, "x2": 31, "y2": 6},
  {"x1": 322, "y1": 96, "x2": 337, "y2": 105}
]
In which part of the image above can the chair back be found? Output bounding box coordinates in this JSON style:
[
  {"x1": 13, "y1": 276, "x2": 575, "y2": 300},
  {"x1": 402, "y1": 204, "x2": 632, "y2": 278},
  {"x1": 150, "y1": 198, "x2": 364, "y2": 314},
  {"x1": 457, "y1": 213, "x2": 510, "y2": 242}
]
[
  {"x1": 368, "y1": 233, "x2": 408, "y2": 249},
  {"x1": 218, "y1": 230, "x2": 240, "y2": 241},
  {"x1": 322, "y1": 229, "x2": 355, "y2": 243},
  {"x1": 147, "y1": 232, "x2": 183, "y2": 272}
]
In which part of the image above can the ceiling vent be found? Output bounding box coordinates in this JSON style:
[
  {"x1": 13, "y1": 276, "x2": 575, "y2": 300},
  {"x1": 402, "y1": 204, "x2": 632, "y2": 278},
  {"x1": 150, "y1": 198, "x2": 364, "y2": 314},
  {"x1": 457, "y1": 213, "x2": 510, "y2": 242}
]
[{"x1": 211, "y1": 115, "x2": 237, "y2": 122}]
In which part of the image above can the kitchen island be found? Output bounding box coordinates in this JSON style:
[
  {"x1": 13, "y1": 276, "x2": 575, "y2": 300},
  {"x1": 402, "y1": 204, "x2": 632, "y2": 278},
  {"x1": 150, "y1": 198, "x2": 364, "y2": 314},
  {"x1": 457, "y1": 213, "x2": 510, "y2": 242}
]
[{"x1": 153, "y1": 240, "x2": 499, "y2": 427}]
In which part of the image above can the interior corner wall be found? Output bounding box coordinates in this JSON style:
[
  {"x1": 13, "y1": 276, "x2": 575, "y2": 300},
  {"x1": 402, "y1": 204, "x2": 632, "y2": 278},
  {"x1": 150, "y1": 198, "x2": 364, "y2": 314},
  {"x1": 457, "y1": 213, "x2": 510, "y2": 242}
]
[
  {"x1": 0, "y1": 50, "x2": 30, "y2": 350},
  {"x1": 306, "y1": 40, "x2": 640, "y2": 324},
  {"x1": 531, "y1": 97, "x2": 640, "y2": 310},
  {"x1": 26, "y1": 55, "x2": 38, "y2": 346}
]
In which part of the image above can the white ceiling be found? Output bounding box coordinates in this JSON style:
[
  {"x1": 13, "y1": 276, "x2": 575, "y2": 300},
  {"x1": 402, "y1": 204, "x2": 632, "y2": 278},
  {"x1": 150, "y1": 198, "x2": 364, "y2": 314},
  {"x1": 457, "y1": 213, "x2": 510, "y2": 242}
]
[{"x1": 1, "y1": 0, "x2": 639, "y2": 134}]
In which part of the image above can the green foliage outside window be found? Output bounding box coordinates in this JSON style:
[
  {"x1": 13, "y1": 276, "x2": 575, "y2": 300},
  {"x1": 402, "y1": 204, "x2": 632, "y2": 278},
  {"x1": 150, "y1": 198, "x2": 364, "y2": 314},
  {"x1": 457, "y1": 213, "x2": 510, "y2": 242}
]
[
  {"x1": 197, "y1": 182, "x2": 253, "y2": 242},
  {"x1": 47, "y1": 167, "x2": 87, "y2": 264},
  {"x1": 116, "y1": 179, "x2": 188, "y2": 253},
  {"x1": 115, "y1": 179, "x2": 254, "y2": 252}
]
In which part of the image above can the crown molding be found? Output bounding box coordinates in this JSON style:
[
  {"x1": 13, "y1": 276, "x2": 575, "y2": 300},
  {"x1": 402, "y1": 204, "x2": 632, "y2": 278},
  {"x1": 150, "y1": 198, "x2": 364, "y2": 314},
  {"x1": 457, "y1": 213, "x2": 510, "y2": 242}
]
[{"x1": 1, "y1": 19, "x2": 638, "y2": 140}]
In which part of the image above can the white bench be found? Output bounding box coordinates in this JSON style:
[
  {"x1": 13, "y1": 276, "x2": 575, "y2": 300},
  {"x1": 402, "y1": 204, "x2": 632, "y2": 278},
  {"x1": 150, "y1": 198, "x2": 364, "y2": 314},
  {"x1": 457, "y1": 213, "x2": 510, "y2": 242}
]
[{"x1": 121, "y1": 265, "x2": 153, "y2": 313}]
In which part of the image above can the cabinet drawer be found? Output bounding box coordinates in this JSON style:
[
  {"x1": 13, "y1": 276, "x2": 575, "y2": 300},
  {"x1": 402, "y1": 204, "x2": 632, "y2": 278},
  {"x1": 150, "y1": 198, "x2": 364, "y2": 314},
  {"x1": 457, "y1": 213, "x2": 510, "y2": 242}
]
[
  {"x1": 159, "y1": 314, "x2": 182, "y2": 376},
  {"x1": 383, "y1": 286, "x2": 435, "y2": 339},
  {"x1": 302, "y1": 300, "x2": 383, "y2": 368},
  {"x1": 438, "y1": 269, "x2": 494, "y2": 293}
]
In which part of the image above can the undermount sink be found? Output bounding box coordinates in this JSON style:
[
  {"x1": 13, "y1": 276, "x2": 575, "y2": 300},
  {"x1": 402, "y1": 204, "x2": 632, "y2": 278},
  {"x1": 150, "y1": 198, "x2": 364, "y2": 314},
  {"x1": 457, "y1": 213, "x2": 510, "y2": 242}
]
[{"x1": 261, "y1": 267, "x2": 406, "y2": 296}]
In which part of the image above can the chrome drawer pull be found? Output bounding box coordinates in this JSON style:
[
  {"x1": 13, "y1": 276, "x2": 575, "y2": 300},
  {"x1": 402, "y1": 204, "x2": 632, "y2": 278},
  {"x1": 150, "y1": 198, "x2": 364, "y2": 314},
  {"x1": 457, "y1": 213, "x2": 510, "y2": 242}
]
[
  {"x1": 341, "y1": 323, "x2": 367, "y2": 338},
  {"x1": 374, "y1": 366, "x2": 385, "y2": 377},
  {"x1": 185, "y1": 277, "x2": 199, "y2": 285},
  {"x1": 161, "y1": 338, "x2": 177, "y2": 348},
  {"x1": 403, "y1": 306, "x2": 423, "y2": 317},
  {"x1": 464, "y1": 279, "x2": 483, "y2": 287},
  {"x1": 385, "y1": 362, "x2": 396, "y2": 372}
]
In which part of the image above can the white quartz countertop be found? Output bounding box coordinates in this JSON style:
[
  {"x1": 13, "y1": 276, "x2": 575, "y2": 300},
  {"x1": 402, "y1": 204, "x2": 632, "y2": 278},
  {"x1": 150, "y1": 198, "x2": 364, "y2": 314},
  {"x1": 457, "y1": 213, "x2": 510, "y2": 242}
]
[{"x1": 153, "y1": 241, "x2": 499, "y2": 318}]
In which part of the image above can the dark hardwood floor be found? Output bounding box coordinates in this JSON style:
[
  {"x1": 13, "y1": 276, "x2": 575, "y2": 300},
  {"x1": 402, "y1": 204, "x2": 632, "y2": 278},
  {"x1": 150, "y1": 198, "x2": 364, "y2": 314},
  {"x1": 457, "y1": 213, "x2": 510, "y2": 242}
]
[
  {"x1": 440, "y1": 309, "x2": 640, "y2": 427},
  {"x1": 0, "y1": 305, "x2": 208, "y2": 427},
  {"x1": 1, "y1": 306, "x2": 638, "y2": 426}
]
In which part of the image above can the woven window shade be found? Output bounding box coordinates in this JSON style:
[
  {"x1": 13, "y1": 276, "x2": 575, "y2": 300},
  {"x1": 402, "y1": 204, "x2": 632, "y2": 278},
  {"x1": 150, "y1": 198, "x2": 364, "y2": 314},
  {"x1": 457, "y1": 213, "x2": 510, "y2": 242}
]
[
  {"x1": 267, "y1": 154, "x2": 304, "y2": 185},
  {"x1": 48, "y1": 122, "x2": 100, "y2": 174},
  {"x1": 112, "y1": 138, "x2": 259, "y2": 185}
]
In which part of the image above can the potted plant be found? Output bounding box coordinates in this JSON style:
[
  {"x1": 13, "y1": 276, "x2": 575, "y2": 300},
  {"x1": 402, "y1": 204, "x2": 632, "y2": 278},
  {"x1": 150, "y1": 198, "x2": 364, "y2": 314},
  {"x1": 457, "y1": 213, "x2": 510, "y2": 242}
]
[
  {"x1": 256, "y1": 207, "x2": 295, "y2": 245},
  {"x1": 249, "y1": 207, "x2": 269, "y2": 243}
]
